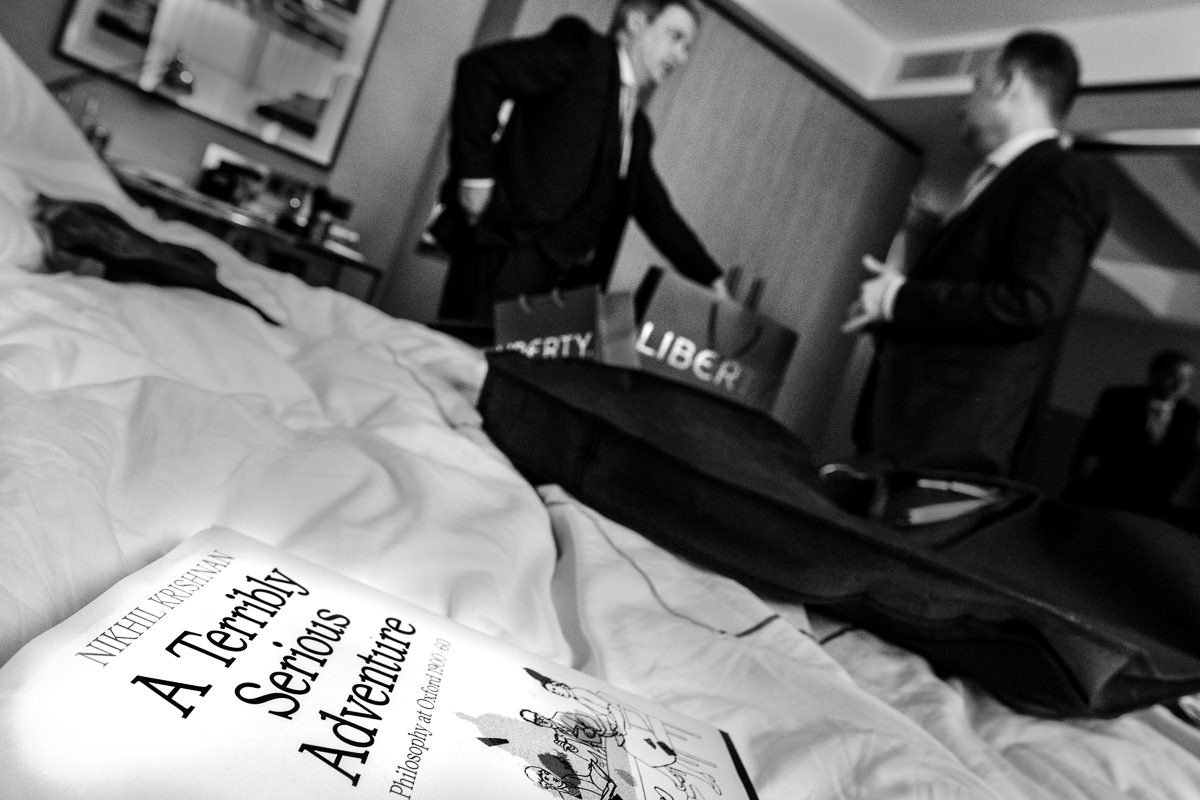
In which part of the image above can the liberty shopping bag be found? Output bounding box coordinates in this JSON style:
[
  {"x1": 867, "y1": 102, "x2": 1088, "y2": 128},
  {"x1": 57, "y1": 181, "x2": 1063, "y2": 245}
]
[
  {"x1": 634, "y1": 266, "x2": 798, "y2": 412},
  {"x1": 493, "y1": 284, "x2": 640, "y2": 367}
]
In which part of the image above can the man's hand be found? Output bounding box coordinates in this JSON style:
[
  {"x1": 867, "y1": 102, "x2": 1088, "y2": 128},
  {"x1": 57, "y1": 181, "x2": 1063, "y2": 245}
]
[
  {"x1": 842, "y1": 254, "x2": 904, "y2": 334},
  {"x1": 457, "y1": 181, "x2": 493, "y2": 226}
]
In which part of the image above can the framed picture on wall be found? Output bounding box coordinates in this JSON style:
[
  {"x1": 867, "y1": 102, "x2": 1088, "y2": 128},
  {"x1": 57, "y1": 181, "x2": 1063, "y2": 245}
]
[{"x1": 56, "y1": 0, "x2": 391, "y2": 167}]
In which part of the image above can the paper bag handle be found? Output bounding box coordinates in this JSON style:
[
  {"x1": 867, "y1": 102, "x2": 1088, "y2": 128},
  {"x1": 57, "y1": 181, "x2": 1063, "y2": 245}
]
[
  {"x1": 707, "y1": 302, "x2": 762, "y2": 358},
  {"x1": 516, "y1": 288, "x2": 568, "y2": 315}
]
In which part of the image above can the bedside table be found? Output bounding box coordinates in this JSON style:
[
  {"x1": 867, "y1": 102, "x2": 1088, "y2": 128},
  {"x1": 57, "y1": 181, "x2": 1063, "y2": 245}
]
[{"x1": 111, "y1": 163, "x2": 383, "y2": 304}]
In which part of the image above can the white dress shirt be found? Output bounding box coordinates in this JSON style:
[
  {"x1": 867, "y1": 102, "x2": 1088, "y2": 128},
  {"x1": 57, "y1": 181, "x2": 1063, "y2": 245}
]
[{"x1": 616, "y1": 45, "x2": 638, "y2": 178}]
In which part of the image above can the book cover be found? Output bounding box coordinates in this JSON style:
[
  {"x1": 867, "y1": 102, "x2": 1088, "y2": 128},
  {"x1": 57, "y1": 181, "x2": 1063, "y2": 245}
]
[{"x1": 0, "y1": 527, "x2": 757, "y2": 799}]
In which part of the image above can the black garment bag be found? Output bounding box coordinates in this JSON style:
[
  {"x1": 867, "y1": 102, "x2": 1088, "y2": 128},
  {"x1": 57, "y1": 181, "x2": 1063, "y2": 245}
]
[{"x1": 477, "y1": 353, "x2": 1200, "y2": 718}]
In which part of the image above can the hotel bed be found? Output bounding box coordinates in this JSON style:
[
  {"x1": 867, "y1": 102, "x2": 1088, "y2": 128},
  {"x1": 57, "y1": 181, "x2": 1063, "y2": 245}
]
[{"x1": 3, "y1": 31, "x2": 1200, "y2": 800}]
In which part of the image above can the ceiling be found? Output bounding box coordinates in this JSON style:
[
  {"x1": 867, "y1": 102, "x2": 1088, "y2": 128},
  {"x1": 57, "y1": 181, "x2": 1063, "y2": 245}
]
[
  {"x1": 727, "y1": 0, "x2": 1200, "y2": 330},
  {"x1": 841, "y1": 0, "x2": 1197, "y2": 42}
]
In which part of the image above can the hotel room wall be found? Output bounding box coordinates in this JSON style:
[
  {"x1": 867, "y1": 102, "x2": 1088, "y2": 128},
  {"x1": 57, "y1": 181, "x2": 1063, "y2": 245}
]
[
  {"x1": 0, "y1": 0, "x2": 490, "y2": 278},
  {"x1": 386, "y1": 0, "x2": 921, "y2": 447}
]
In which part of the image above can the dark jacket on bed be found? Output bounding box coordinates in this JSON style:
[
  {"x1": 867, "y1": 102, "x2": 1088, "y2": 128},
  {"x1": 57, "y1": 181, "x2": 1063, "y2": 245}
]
[{"x1": 437, "y1": 15, "x2": 721, "y2": 292}]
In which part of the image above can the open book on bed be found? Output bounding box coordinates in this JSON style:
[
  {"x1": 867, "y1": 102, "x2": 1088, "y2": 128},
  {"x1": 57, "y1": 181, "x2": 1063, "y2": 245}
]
[{"x1": 0, "y1": 527, "x2": 757, "y2": 800}]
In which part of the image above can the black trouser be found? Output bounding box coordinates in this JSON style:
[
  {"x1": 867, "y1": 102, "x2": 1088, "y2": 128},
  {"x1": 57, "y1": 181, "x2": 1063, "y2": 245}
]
[{"x1": 438, "y1": 237, "x2": 601, "y2": 332}]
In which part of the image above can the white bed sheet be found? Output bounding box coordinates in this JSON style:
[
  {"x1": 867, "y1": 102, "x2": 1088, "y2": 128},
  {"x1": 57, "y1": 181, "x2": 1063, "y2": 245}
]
[{"x1": 2, "y1": 28, "x2": 1200, "y2": 800}]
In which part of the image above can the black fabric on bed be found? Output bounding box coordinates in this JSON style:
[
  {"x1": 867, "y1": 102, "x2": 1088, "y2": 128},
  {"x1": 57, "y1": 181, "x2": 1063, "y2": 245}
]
[
  {"x1": 35, "y1": 197, "x2": 279, "y2": 325},
  {"x1": 477, "y1": 353, "x2": 1200, "y2": 718}
]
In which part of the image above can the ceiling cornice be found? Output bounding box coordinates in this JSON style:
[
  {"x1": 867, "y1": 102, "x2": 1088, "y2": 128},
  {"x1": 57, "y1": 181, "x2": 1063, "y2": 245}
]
[{"x1": 723, "y1": 1, "x2": 1200, "y2": 101}]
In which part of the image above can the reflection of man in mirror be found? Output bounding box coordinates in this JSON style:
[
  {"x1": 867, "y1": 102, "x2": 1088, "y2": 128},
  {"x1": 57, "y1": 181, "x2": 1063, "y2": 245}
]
[{"x1": 1065, "y1": 349, "x2": 1199, "y2": 517}]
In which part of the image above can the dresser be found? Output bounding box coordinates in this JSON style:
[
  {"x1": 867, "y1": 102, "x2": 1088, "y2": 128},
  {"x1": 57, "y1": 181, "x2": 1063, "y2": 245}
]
[{"x1": 112, "y1": 162, "x2": 383, "y2": 304}]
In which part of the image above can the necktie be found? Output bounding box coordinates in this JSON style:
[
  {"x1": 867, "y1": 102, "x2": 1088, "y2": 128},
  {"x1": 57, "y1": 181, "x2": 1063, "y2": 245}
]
[
  {"x1": 619, "y1": 84, "x2": 636, "y2": 178},
  {"x1": 950, "y1": 161, "x2": 999, "y2": 217}
]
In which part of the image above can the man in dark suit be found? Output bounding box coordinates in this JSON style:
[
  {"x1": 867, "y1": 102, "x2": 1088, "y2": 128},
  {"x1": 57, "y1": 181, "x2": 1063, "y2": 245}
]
[
  {"x1": 844, "y1": 31, "x2": 1110, "y2": 476},
  {"x1": 1065, "y1": 349, "x2": 1199, "y2": 516},
  {"x1": 434, "y1": 0, "x2": 726, "y2": 331}
]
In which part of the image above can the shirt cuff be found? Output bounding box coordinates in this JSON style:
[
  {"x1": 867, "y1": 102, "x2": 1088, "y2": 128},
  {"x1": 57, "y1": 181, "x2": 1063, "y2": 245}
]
[
  {"x1": 881, "y1": 275, "x2": 905, "y2": 321},
  {"x1": 459, "y1": 178, "x2": 494, "y2": 190}
]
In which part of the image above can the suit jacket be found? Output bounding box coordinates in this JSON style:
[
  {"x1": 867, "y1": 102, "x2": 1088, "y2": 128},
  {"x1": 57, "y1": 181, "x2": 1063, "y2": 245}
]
[
  {"x1": 1067, "y1": 385, "x2": 1200, "y2": 512},
  {"x1": 860, "y1": 139, "x2": 1111, "y2": 475},
  {"x1": 439, "y1": 16, "x2": 721, "y2": 288}
]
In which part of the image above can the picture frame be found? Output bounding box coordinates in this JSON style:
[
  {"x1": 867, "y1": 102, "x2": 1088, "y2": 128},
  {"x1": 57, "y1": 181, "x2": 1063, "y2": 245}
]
[{"x1": 56, "y1": 0, "x2": 390, "y2": 167}]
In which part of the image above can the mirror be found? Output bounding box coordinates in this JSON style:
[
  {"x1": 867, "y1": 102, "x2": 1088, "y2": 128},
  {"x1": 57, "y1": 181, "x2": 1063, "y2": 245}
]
[{"x1": 57, "y1": 0, "x2": 390, "y2": 166}]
